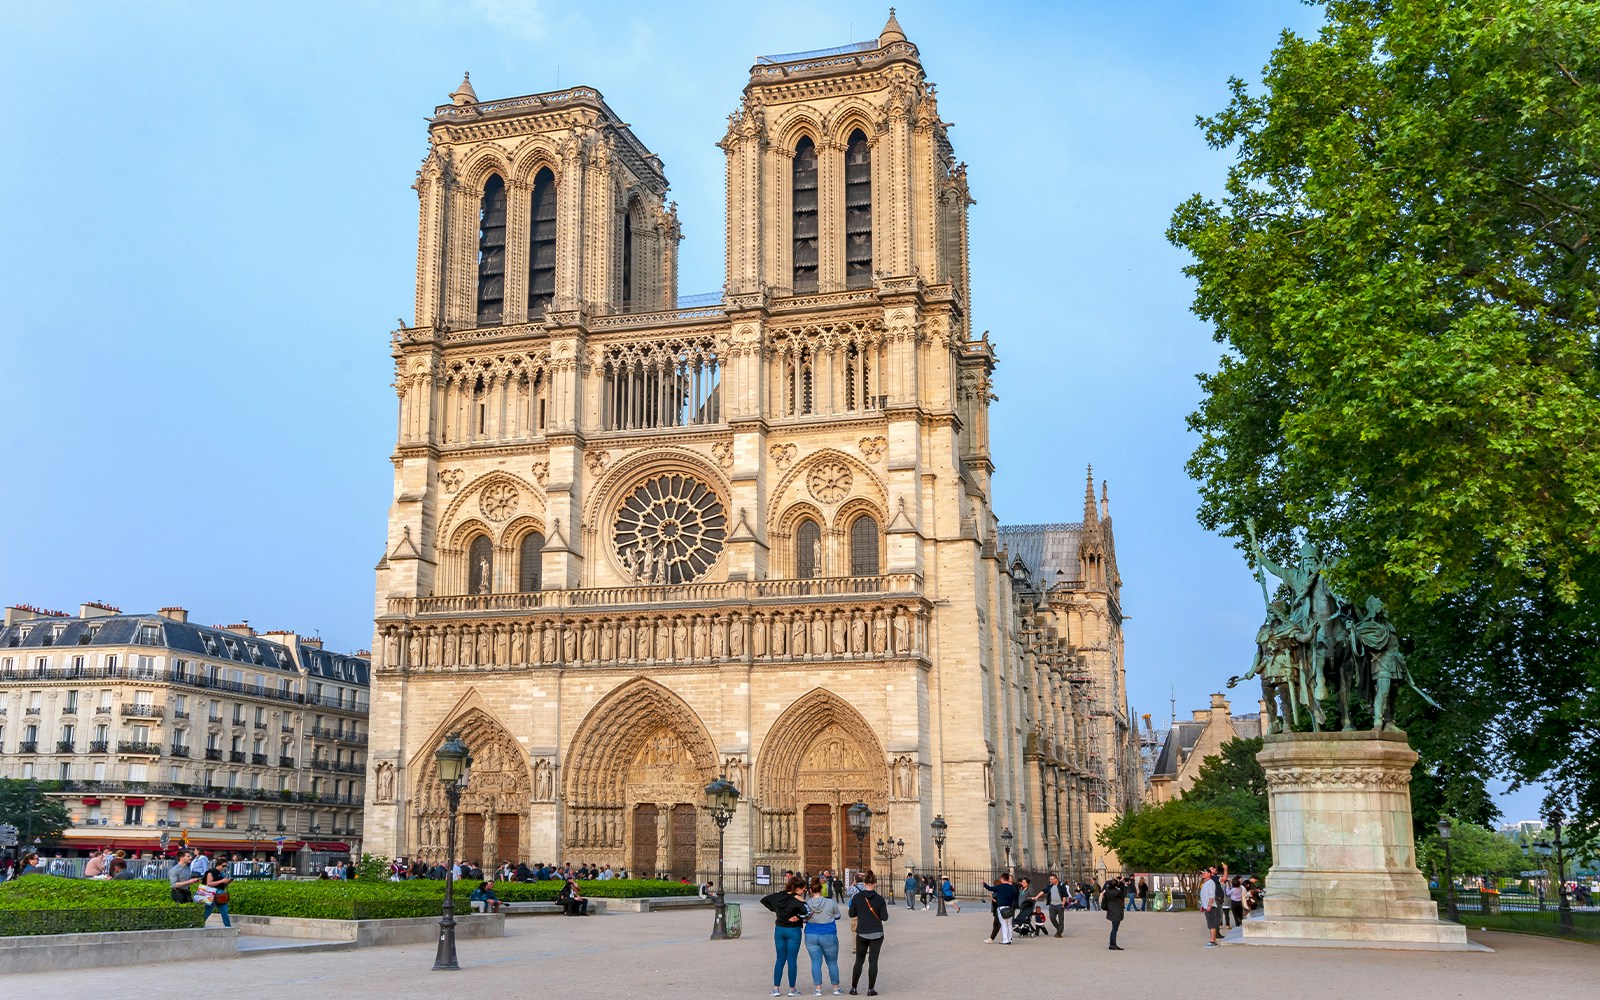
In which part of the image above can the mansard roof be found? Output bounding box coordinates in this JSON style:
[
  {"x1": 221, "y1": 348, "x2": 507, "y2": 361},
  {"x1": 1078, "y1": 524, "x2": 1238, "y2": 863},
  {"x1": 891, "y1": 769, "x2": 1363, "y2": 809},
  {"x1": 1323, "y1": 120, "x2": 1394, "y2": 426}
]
[{"x1": 0, "y1": 611, "x2": 367, "y2": 684}]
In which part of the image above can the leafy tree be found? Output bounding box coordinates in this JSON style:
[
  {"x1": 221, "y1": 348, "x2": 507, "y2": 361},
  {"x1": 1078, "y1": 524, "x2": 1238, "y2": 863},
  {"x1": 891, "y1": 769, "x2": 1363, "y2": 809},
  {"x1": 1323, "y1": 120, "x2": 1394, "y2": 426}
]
[
  {"x1": 1417, "y1": 819, "x2": 1527, "y2": 884},
  {"x1": 1186, "y1": 738, "x2": 1266, "y2": 811},
  {"x1": 1168, "y1": 0, "x2": 1600, "y2": 820},
  {"x1": 1097, "y1": 798, "x2": 1269, "y2": 904},
  {"x1": 0, "y1": 779, "x2": 71, "y2": 847}
]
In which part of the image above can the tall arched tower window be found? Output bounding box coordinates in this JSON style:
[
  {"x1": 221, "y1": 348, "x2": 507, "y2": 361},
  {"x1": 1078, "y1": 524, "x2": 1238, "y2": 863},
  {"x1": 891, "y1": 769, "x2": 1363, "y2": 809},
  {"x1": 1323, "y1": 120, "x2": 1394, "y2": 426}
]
[
  {"x1": 528, "y1": 168, "x2": 557, "y2": 317},
  {"x1": 621, "y1": 210, "x2": 634, "y2": 310},
  {"x1": 844, "y1": 130, "x2": 873, "y2": 288},
  {"x1": 792, "y1": 138, "x2": 819, "y2": 293},
  {"x1": 476, "y1": 175, "x2": 507, "y2": 325},
  {"x1": 518, "y1": 531, "x2": 545, "y2": 592},
  {"x1": 796, "y1": 520, "x2": 822, "y2": 578},
  {"x1": 849, "y1": 515, "x2": 880, "y2": 576},
  {"x1": 467, "y1": 535, "x2": 494, "y2": 595}
]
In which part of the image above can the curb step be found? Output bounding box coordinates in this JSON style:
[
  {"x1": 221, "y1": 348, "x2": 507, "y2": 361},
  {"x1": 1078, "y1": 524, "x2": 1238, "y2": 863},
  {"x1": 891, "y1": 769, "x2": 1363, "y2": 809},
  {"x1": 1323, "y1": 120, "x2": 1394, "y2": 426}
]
[{"x1": 236, "y1": 937, "x2": 358, "y2": 957}]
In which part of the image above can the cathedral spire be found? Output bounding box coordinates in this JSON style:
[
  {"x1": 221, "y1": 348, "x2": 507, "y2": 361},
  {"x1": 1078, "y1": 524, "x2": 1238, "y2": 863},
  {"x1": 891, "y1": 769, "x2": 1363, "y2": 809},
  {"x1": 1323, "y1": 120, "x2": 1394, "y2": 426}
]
[
  {"x1": 1101, "y1": 480, "x2": 1110, "y2": 521},
  {"x1": 878, "y1": 8, "x2": 907, "y2": 45},
  {"x1": 1082, "y1": 465, "x2": 1099, "y2": 527},
  {"x1": 450, "y1": 71, "x2": 478, "y2": 107}
]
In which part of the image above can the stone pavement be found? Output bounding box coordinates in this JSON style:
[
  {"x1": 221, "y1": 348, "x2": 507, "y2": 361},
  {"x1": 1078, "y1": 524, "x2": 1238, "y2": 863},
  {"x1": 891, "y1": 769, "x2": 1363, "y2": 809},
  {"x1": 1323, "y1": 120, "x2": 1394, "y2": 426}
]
[{"x1": 10, "y1": 897, "x2": 1595, "y2": 1000}]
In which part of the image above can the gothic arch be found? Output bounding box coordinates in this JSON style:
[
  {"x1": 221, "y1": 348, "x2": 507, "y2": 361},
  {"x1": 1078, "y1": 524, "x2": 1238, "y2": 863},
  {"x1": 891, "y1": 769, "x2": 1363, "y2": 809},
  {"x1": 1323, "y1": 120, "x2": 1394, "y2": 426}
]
[
  {"x1": 773, "y1": 500, "x2": 827, "y2": 578},
  {"x1": 439, "y1": 471, "x2": 544, "y2": 544},
  {"x1": 756, "y1": 688, "x2": 890, "y2": 813},
  {"x1": 769, "y1": 448, "x2": 887, "y2": 529},
  {"x1": 406, "y1": 705, "x2": 531, "y2": 864},
  {"x1": 771, "y1": 107, "x2": 825, "y2": 154},
  {"x1": 562, "y1": 678, "x2": 721, "y2": 872},
  {"x1": 459, "y1": 147, "x2": 515, "y2": 193},
  {"x1": 509, "y1": 139, "x2": 563, "y2": 188},
  {"x1": 825, "y1": 100, "x2": 882, "y2": 146}
]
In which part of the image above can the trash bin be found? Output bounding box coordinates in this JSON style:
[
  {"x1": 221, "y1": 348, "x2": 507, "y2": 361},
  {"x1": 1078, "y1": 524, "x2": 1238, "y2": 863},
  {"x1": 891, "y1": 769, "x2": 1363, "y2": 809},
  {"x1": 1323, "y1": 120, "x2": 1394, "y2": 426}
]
[{"x1": 724, "y1": 901, "x2": 742, "y2": 939}]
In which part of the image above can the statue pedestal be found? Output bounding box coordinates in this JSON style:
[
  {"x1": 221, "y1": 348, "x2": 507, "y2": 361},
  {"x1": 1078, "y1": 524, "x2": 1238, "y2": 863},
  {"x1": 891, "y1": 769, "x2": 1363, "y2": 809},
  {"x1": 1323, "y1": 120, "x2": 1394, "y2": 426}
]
[{"x1": 1241, "y1": 731, "x2": 1483, "y2": 950}]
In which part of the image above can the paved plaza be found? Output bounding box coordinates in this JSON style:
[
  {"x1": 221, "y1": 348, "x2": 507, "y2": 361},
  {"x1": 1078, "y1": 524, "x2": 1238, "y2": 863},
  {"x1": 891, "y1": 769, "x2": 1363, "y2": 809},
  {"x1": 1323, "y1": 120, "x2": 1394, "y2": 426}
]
[{"x1": 11, "y1": 898, "x2": 1595, "y2": 1000}]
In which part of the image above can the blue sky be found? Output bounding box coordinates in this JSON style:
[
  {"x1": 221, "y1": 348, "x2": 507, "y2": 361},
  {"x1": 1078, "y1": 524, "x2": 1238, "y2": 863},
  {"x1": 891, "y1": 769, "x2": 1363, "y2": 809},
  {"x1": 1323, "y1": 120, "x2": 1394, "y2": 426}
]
[{"x1": 0, "y1": 1, "x2": 1544, "y2": 822}]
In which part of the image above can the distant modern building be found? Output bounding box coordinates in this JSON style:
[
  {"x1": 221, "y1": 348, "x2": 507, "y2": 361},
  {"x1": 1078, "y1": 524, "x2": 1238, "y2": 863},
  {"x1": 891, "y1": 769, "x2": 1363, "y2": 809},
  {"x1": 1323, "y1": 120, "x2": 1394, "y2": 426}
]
[
  {"x1": 1146, "y1": 693, "x2": 1263, "y2": 804},
  {"x1": 0, "y1": 603, "x2": 369, "y2": 870},
  {"x1": 1498, "y1": 819, "x2": 1545, "y2": 838}
]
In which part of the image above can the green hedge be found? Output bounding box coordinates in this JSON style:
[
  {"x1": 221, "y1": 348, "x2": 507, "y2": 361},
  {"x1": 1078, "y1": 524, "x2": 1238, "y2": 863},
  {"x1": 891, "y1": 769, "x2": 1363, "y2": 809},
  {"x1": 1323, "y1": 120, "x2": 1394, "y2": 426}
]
[
  {"x1": 0, "y1": 875, "x2": 203, "y2": 936},
  {"x1": 0, "y1": 875, "x2": 700, "y2": 930}
]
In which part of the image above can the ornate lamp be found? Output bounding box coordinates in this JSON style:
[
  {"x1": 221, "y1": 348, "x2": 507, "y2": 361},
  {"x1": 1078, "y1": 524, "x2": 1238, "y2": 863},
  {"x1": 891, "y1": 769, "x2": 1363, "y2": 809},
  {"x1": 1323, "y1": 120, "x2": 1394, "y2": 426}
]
[
  {"x1": 432, "y1": 733, "x2": 471, "y2": 971},
  {"x1": 847, "y1": 802, "x2": 872, "y2": 874},
  {"x1": 931, "y1": 815, "x2": 948, "y2": 917},
  {"x1": 704, "y1": 775, "x2": 740, "y2": 940},
  {"x1": 1000, "y1": 826, "x2": 1014, "y2": 876}
]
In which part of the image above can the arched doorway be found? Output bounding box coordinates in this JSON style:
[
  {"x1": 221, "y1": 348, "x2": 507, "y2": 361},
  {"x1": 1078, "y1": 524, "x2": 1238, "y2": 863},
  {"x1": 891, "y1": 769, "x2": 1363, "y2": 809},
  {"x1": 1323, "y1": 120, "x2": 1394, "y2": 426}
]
[
  {"x1": 756, "y1": 689, "x2": 889, "y2": 874},
  {"x1": 564, "y1": 679, "x2": 719, "y2": 878},
  {"x1": 409, "y1": 709, "x2": 531, "y2": 871}
]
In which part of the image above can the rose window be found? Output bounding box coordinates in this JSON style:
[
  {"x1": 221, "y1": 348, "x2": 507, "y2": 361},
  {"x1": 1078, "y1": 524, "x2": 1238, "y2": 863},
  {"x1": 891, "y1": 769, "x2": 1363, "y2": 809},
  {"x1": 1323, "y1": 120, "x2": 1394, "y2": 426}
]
[
  {"x1": 479, "y1": 482, "x2": 519, "y2": 522},
  {"x1": 807, "y1": 462, "x2": 853, "y2": 504},
  {"x1": 614, "y1": 474, "x2": 727, "y2": 584}
]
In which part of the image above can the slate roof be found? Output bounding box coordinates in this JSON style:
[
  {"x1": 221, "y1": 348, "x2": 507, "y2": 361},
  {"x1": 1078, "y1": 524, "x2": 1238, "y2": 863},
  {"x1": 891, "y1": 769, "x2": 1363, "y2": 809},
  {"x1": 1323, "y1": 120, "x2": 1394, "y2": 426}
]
[
  {"x1": 996, "y1": 523, "x2": 1086, "y2": 586},
  {"x1": 0, "y1": 612, "x2": 367, "y2": 685}
]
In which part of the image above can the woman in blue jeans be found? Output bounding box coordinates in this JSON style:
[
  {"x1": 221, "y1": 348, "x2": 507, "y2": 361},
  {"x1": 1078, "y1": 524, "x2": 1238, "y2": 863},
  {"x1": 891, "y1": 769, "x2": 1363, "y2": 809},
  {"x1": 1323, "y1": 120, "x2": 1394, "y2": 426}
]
[
  {"x1": 202, "y1": 862, "x2": 234, "y2": 927},
  {"x1": 804, "y1": 877, "x2": 844, "y2": 996},
  {"x1": 761, "y1": 876, "x2": 809, "y2": 996}
]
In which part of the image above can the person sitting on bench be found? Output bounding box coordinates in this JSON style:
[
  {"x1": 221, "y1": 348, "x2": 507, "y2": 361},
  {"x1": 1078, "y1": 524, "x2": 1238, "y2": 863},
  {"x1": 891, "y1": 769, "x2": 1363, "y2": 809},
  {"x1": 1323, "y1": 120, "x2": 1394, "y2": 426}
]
[{"x1": 559, "y1": 877, "x2": 589, "y2": 915}]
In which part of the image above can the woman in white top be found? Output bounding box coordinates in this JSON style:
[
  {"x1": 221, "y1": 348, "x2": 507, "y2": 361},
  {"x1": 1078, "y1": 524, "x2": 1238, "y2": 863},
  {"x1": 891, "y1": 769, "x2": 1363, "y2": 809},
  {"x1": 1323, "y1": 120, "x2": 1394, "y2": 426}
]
[{"x1": 1228, "y1": 876, "x2": 1246, "y2": 927}]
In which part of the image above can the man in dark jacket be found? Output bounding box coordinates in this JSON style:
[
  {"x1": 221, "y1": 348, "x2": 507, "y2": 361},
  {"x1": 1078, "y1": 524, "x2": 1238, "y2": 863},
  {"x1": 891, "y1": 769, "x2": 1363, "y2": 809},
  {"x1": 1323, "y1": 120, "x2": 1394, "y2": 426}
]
[
  {"x1": 1102, "y1": 876, "x2": 1127, "y2": 950},
  {"x1": 981, "y1": 872, "x2": 1020, "y2": 944}
]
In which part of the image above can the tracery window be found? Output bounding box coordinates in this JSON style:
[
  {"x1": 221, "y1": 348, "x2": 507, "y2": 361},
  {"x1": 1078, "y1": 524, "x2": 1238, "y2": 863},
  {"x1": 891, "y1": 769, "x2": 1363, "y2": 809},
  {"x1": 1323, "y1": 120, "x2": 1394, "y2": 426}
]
[
  {"x1": 476, "y1": 175, "x2": 507, "y2": 326},
  {"x1": 467, "y1": 535, "x2": 493, "y2": 595},
  {"x1": 792, "y1": 138, "x2": 819, "y2": 293},
  {"x1": 849, "y1": 515, "x2": 880, "y2": 577},
  {"x1": 528, "y1": 168, "x2": 557, "y2": 317},
  {"x1": 844, "y1": 130, "x2": 873, "y2": 288},
  {"x1": 614, "y1": 474, "x2": 727, "y2": 584},
  {"x1": 518, "y1": 531, "x2": 545, "y2": 592},
  {"x1": 602, "y1": 338, "x2": 721, "y2": 430},
  {"x1": 621, "y1": 210, "x2": 634, "y2": 310},
  {"x1": 796, "y1": 520, "x2": 822, "y2": 579}
]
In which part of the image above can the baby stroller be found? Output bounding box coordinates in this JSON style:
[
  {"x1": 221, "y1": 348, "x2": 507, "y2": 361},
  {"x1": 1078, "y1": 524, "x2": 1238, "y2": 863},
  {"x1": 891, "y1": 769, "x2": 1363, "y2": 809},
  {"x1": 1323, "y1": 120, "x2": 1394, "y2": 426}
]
[{"x1": 1012, "y1": 896, "x2": 1047, "y2": 937}]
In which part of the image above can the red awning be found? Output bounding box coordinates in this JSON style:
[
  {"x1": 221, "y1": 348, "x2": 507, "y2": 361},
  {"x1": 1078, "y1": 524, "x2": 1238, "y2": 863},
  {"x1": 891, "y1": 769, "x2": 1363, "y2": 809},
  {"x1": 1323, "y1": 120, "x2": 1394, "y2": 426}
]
[
  {"x1": 124, "y1": 797, "x2": 146, "y2": 806},
  {"x1": 81, "y1": 797, "x2": 101, "y2": 805},
  {"x1": 202, "y1": 802, "x2": 222, "y2": 810},
  {"x1": 305, "y1": 842, "x2": 350, "y2": 852},
  {"x1": 169, "y1": 800, "x2": 188, "y2": 809},
  {"x1": 226, "y1": 803, "x2": 246, "y2": 811}
]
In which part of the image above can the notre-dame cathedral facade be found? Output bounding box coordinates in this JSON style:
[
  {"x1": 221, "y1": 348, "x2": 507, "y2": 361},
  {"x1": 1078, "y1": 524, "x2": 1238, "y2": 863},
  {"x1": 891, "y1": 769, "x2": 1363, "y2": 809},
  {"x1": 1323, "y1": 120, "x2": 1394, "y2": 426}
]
[{"x1": 366, "y1": 13, "x2": 1141, "y2": 878}]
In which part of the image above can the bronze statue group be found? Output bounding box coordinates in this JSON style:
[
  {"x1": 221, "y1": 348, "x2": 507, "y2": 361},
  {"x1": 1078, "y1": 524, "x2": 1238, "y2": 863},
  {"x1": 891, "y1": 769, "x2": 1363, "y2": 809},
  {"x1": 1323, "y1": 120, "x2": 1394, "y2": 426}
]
[{"x1": 1231, "y1": 522, "x2": 1438, "y2": 732}]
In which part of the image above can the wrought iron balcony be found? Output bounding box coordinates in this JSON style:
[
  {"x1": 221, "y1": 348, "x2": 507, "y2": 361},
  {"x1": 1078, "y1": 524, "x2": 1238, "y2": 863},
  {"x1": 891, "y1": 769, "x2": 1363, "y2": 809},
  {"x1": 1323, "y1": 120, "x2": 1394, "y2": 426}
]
[
  {"x1": 204, "y1": 748, "x2": 223, "y2": 761},
  {"x1": 229, "y1": 750, "x2": 247, "y2": 763},
  {"x1": 172, "y1": 711, "x2": 190, "y2": 721},
  {"x1": 17, "y1": 740, "x2": 38, "y2": 753},
  {"x1": 278, "y1": 756, "x2": 296, "y2": 768},
  {"x1": 251, "y1": 753, "x2": 269, "y2": 765},
  {"x1": 120, "y1": 705, "x2": 164, "y2": 719},
  {"x1": 60, "y1": 706, "x2": 77, "y2": 715},
  {"x1": 170, "y1": 745, "x2": 190, "y2": 757},
  {"x1": 89, "y1": 740, "x2": 109, "y2": 752},
  {"x1": 24, "y1": 707, "x2": 40, "y2": 716},
  {"x1": 55, "y1": 740, "x2": 75, "y2": 753},
  {"x1": 116, "y1": 741, "x2": 161, "y2": 755}
]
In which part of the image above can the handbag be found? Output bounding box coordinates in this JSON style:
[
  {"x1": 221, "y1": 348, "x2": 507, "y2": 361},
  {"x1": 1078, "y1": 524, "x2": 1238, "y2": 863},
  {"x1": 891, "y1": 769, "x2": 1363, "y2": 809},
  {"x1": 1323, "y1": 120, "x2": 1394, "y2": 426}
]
[
  {"x1": 193, "y1": 885, "x2": 217, "y2": 904},
  {"x1": 214, "y1": 890, "x2": 230, "y2": 904}
]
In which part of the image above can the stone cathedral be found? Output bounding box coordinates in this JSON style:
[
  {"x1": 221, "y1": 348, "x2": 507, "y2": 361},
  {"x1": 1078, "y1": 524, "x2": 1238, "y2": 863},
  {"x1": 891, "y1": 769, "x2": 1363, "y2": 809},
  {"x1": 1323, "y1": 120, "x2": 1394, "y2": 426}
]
[{"x1": 367, "y1": 13, "x2": 1140, "y2": 879}]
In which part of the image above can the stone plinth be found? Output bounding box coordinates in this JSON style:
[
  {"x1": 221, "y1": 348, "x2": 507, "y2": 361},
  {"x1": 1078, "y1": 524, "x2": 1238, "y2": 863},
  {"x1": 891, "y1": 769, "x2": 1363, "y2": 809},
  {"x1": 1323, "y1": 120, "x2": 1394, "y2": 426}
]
[{"x1": 1241, "y1": 731, "x2": 1481, "y2": 950}]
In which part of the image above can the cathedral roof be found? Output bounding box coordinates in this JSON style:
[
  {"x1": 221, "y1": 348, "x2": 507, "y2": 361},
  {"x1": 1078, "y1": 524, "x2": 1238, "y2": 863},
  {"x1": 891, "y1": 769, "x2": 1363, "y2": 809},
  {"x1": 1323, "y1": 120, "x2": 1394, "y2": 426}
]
[{"x1": 996, "y1": 523, "x2": 1085, "y2": 586}]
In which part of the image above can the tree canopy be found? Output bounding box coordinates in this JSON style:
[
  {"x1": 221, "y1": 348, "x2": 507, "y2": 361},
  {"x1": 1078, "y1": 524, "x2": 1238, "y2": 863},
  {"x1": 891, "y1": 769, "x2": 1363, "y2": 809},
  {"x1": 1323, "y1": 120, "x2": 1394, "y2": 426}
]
[
  {"x1": 1169, "y1": 0, "x2": 1600, "y2": 820},
  {"x1": 0, "y1": 780, "x2": 70, "y2": 847},
  {"x1": 1098, "y1": 795, "x2": 1270, "y2": 880}
]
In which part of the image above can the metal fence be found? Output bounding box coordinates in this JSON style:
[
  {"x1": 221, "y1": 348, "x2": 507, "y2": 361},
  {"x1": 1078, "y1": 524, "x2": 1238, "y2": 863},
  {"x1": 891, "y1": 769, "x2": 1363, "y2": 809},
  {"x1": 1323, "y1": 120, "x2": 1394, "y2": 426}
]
[{"x1": 14, "y1": 857, "x2": 279, "y2": 881}]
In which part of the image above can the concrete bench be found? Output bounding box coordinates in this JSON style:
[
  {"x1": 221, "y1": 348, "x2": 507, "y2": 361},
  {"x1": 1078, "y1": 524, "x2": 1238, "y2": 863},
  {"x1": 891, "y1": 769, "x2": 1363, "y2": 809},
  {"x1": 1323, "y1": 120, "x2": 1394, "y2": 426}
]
[
  {"x1": 501, "y1": 900, "x2": 607, "y2": 916},
  {"x1": 606, "y1": 896, "x2": 714, "y2": 912}
]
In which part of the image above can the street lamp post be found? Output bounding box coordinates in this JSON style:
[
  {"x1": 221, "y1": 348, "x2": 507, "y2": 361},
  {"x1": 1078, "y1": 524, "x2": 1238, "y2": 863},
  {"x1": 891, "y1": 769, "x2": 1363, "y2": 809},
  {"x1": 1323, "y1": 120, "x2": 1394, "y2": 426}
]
[
  {"x1": 1000, "y1": 827, "x2": 1014, "y2": 878},
  {"x1": 847, "y1": 802, "x2": 872, "y2": 879},
  {"x1": 875, "y1": 837, "x2": 904, "y2": 901},
  {"x1": 930, "y1": 815, "x2": 948, "y2": 917},
  {"x1": 704, "y1": 775, "x2": 740, "y2": 940},
  {"x1": 1550, "y1": 807, "x2": 1574, "y2": 934},
  {"x1": 432, "y1": 733, "x2": 471, "y2": 972},
  {"x1": 1437, "y1": 818, "x2": 1459, "y2": 923}
]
